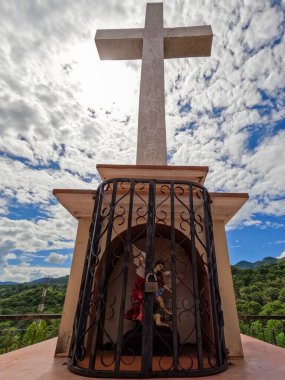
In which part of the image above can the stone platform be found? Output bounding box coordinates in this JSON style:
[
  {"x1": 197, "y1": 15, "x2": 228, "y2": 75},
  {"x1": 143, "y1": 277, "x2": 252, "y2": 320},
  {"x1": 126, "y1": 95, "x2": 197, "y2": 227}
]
[{"x1": 0, "y1": 335, "x2": 284, "y2": 379}]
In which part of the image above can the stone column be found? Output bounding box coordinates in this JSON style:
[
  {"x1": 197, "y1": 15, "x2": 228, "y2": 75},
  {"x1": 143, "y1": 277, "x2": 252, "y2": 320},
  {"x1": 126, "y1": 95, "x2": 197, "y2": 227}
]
[
  {"x1": 213, "y1": 220, "x2": 243, "y2": 357},
  {"x1": 55, "y1": 217, "x2": 91, "y2": 356}
]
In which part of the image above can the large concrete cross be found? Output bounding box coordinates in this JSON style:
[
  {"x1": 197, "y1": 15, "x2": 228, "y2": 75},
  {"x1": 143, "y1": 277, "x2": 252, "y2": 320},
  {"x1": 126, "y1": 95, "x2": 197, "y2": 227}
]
[{"x1": 95, "y1": 2, "x2": 212, "y2": 165}]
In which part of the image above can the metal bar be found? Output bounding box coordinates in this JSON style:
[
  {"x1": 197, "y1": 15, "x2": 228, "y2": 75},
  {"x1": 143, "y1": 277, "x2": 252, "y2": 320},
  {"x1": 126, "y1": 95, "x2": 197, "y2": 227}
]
[
  {"x1": 32, "y1": 327, "x2": 36, "y2": 344},
  {"x1": 272, "y1": 329, "x2": 277, "y2": 345},
  {"x1": 202, "y1": 189, "x2": 223, "y2": 366},
  {"x1": 115, "y1": 181, "x2": 135, "y2": 372},
  {"x1": 141, "y1": 180, "x2": 156, "y2": 376},
  {"x1": 0, "y1": 314, "x2": 62, "y2": 321},
  {"x1": 19, "y1": 331, "x2": 24, "y2": 348},
  {"x1": 262, "y1": 320, "x2": 266, "y2": 341},
  {"x1": 69, "y1": 184, "x2": 104, "y2": 363},
  {"x1": 238, "y1": 315, "x2": 285, "y2": 321},
  {"x1": 89, "y1": 181, "x2": 118, "y2": 370},
  {"x1": 189, "y1": 184, "x2": 204, "y2": 369},
  {"x1": 170, "y1": 182, "x2": 178, "y2": 371}
]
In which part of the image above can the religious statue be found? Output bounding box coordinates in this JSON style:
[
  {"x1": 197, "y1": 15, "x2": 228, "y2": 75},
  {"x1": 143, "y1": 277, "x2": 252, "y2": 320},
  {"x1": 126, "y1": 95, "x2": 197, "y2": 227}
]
[
  {"x1": 124, "y1": 245, "x2": 172, "y2": 327},
  {"x1": 153, "y1": 260, "x2": 172, "y2": 327}
]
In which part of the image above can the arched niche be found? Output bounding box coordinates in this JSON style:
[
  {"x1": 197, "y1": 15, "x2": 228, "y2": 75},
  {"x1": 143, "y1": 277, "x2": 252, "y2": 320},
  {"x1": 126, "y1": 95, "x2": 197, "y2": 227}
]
[{"x1": 84, "y1": 223, "x2": 215, "y2": 369}]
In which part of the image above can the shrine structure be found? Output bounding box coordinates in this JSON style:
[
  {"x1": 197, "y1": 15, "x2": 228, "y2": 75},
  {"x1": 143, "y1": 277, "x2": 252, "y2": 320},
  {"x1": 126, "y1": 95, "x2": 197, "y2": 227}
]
[{"x1": 53, "y1": 3, "x2": 248, "y2": 378}]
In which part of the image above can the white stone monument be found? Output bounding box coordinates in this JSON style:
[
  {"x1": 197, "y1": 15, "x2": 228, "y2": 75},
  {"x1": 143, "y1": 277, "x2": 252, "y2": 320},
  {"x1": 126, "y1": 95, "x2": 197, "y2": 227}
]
[{"x1": 54, "y1": 3, "x2": 248, "y2": 365}]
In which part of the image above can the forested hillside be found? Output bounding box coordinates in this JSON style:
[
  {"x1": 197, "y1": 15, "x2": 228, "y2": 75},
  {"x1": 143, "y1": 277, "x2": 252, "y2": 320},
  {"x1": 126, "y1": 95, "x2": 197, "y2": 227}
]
[
  {"x1": 0, "y1": 276, "x2": 68, "y2": 314},
  {"x1": 0, "y1": 259, "x2": 284, "y2": 353},
  {"x1": 1, "y1": 259, "x2": 284, "y2": 317},
  {"x1": 232, "y1": 258, "x2": 285, "y2": 316},
  {"x1": 1, "y1": 258, "x2": 285, "y2": 316},
  {"x1": 0, "y1": 276, "x2": 68, "y2": 353}
]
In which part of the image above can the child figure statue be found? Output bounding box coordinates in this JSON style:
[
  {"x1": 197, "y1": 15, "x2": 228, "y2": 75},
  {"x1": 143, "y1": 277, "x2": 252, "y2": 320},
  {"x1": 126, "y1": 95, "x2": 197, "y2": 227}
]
[{"x1": 153, "y1": 260, "x2": 172, "y2": 327}]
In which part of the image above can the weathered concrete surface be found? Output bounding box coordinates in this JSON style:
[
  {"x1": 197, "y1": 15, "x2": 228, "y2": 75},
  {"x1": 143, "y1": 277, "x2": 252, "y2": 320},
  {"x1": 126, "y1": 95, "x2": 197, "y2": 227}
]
[
  {"x1": 213, "y1": 220, "x2": 243, "y2": 357},
  {"x1": 1, "y1": 335, "x2": 284, "y2": 379},
  {"x1": 55, "y1": 217, "x2": 91, "y2": 356},
  {"x1": 95, "y1": 3, "x2": 212, "y2": 165}
]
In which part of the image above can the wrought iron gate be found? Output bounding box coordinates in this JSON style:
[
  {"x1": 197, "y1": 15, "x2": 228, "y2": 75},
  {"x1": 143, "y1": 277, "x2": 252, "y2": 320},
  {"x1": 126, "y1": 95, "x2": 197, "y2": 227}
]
[{"x1": 68, "y1": 178, "x2": 228, "y2": 377}]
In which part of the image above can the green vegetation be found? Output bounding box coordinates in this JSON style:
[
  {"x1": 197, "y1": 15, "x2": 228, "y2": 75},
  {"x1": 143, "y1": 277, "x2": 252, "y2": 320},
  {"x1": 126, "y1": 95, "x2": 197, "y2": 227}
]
[
  {"x1": 0, "y1": 276, "x2": 68, "y2": 354},
  {"x1": 0, "y1": 259, "x2": 284, "y2": 354},
  {"x1": 232, "y1": 258, "x2": 285, "y2": 347},
  {"x1": 232, "y1": 258, "x2": 285, "y2": 316}
]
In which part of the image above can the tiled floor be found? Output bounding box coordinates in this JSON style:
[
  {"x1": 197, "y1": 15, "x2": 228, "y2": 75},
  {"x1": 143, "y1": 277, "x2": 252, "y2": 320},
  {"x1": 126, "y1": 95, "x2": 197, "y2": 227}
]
[{"x1": 0, "y1": 335, "x2": 284, "y2": 379}]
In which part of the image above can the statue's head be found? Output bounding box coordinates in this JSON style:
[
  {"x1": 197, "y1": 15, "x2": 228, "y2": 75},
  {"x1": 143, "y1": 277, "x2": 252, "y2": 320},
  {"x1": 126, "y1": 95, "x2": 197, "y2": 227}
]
[{"x1": 154, "y1": 260, "x2": 165, "y2": 272}]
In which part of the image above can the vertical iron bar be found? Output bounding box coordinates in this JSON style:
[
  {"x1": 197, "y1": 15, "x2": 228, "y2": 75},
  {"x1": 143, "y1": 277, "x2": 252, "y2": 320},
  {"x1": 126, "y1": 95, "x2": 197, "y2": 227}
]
[
  {"x1": 19, "y1": 331, "x2": 24, "y2": 348},
  {"x1": 262, "y1": 320, "x2": 266, "y2": 342},
  {"x1": 141, "y1": 180, "x2": 155, "y2": 377},
  {"x1": 203, "y1": 189, "x2": 223, "y2": 366},
  {"x1": 170, "y1": 182, "x2": 178, "y2": 371},
  {"x1": 115, "y1": 182, "x2": 135, "y2": 372},
  {"x1": 32, "y1": 327, "x2": 36, "y2": 344},
  {"x1": 189, "y1": 184, "x2": 204, "y2": 369},
  {"x1": 272, "y1": 328, "x2": 277, "y2": 345},
  {"x1": 6, "y1": 332, "x2": 12, "y2": 352},
  {"x1": 69, "y1": 185, "x2": 103, "y2": 363},
  {"x1": 89, "y1": 180, "x2": 118, "y2": 370}
]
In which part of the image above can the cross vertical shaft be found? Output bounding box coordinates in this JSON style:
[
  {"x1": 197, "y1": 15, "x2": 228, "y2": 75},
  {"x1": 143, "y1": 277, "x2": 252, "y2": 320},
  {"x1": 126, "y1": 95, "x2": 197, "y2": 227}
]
[
  {"x1": 95, "y1": 2, "x2": 213, "y2": 166},
  {"x1": 137, "y1": 3, "x2": 167, "y2": 165}
]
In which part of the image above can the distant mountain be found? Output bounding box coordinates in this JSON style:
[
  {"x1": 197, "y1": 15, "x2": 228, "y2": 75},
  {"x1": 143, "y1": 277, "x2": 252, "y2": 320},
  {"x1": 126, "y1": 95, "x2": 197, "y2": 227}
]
[
  {"x1": 29, "y1": 276, "x2": 69, "y2": 285},
  {"x1": 0, "y1": 281, "x2": 18, "y2": 285},
  {"x1": 0, "y1": 276, "x2": 68, "y2": 315},
  {"x1": 0, "y1": 275, "x2": 69, "y2": 287},
  {"x1": 233, "y1": 260, "x2": 255, "y2": 269},
  {"x1": 30, "y1": 277, "x2": 53, "y2": 284},
  {"x1": 233, "y1": 256, "x2": 280, "y2": 269}
]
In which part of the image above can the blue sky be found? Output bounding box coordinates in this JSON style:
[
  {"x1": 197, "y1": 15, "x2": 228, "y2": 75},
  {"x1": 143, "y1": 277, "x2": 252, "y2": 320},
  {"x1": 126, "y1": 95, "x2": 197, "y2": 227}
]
[
  {"x1": 0, "y1": 0, "x2": 285, "y2": 282},
  {"x1": 228, "y1": 214, "x2": 285, "y2": 263}
]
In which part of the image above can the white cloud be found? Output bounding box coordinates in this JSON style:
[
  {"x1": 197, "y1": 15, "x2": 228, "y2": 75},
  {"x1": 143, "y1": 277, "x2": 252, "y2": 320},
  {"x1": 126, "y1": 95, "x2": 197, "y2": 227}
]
[
  {"x1": 0, "y1": 207, "x2": 76, "y2": 255},
  {"x1": 44, "y1": 252, "x2": 69, "y2": 264},
  {"x1": 0, "y1": 203, "x2": 77, "y2": 280},
  {"x1": 243, "y1": 6, "x2": 284, "y2": 50},
  {"x1": 0, "y1": 240, "x2": 15, "y2": 271},
  {"x1": 0, "y1": 0, "x2": 285, "y2": 280},
  {"x1": 274, "y1": 240, "x2": 285, "y2": 245},
  {"x1": 276, "y1": 250, "x2": 285, "y2": 259},
  {"x1": 6, "y1": 253, "x2": 17, "y2": 260},
  {"x1": 1, "y1": 265, "x2": 70, "y2": 283},
  {"x1": 0, "y1": 197, "x2": 8, "y2": 215}
]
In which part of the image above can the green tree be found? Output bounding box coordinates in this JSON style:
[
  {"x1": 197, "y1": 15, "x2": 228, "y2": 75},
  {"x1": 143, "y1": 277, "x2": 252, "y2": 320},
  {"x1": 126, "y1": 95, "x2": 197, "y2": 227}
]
[
  {"x1": 236, "y1": 300, "x2": 262, "y2": 315},
  {"x1": 265, "y1": 287, "x2": 280, "y2": 301},
  {"x1": 22, "y1": 320, "x2": 48, "y2": 346},
  {"x1": 260, "y1": 301, "x2": 285, "y2": 316},
  {"x1": 278, "y1": 288, "x2": 285, "y2": 302}
]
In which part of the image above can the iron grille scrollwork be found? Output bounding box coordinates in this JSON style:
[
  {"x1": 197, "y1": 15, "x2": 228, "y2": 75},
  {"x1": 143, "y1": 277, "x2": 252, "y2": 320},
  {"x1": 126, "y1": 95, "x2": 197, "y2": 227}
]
[{"x1": 68, "y1": 178, "x2": 228, "y2": 378}]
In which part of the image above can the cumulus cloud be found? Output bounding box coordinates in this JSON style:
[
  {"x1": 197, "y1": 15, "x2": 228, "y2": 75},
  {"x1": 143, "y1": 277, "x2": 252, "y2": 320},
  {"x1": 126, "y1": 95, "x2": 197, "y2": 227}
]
[
  {"x1": 0, "y1": 0, "x2": 285, "y2": 280},
  {"x1": 6, "y1": 253, "x2": 17, "y2": 260},
  {"x1": 0, "y1": 240, "x2": 16, "y2": 273},
  {"x1": 44, "y1": 252, "x2": 69, "y2": 264},
  {"x1": 276, "y1": 250, "x2": 285, "y2": 259},
  {"x1": 0, "y1": 206, "x2": 76, "y2": 255},
  {"x1": 1, "y1": 265, "x2": 70, "y2": 283}
]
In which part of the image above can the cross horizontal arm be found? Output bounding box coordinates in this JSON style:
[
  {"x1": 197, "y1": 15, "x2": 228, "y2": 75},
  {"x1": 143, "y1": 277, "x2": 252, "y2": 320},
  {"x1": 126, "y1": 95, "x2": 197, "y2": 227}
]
[
  {"x1": 95, "y1": 29, "x2": 144, "y2": 60},
  {"x1": 164, "y1": 25, "x2": 213, "y2": 58}
]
